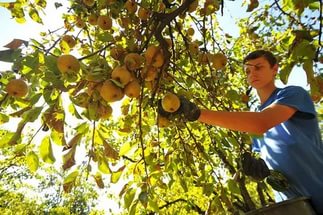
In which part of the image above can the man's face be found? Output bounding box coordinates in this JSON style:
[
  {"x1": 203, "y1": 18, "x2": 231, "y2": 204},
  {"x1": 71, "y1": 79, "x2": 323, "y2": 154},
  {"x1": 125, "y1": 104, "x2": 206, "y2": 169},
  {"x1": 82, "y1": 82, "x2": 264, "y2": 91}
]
[{"x1": 244, "y1": 56, "x2": 278, "y2": 89}]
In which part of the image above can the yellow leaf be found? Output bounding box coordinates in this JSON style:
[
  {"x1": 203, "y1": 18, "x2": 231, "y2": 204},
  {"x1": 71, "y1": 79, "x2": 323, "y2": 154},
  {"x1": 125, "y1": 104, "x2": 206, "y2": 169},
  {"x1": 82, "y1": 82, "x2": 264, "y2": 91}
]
[
  {"x1": 39, "y1": 136, "x2": 56, "y2": 164},
  {"x1": 26, "y1": 151, "x2": 39, "y2": 173}
]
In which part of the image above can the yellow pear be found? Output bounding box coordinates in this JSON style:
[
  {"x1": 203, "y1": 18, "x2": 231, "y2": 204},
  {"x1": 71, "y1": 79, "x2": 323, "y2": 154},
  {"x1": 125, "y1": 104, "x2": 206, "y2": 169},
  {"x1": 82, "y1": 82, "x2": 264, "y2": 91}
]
[
  {"x1": 110, "y1": 46, "x2": 126, "y2": 61},
  {"x1": 211, "y1": 53, "x2": 227, "y2": 70},
  {"x1": 5, "y1": 79, "x2": 28, "y2": 98},
  {"x1": 97, "y1": 103, "x2": 113, "y2": 119},
  {"x1": 187, "y1": 27, "x2": 195, "y2": 36},
  {"x1": 125, "y1": 0, "x2": 137, "y2": 13},
  {"x1": 161, "y1": 93, "x2": 180, "y2": 113},
  {"x1": 124, "y1": 79, "x2": 141, "y2": 98},
  {"x1": 57, "y1": 54, "x2": 80, "y2": 73},
  {"x1": 124, "y1": 53, "x2": 144, "y2": 71},
  {"x1": 100, "y1": 80, "x2": 124, "y2": 102},
  {"x1": 141, "y1": 66, "x2": 158, "y2": 81},
  {"x1": 111, "y1": 66, "x2": 132, "y2": 85},
  {"x1": 97, "y1": 15, "x2": 112, "y2": 30},
  {"x1": 145, "y1": 45, "x2": 164, "y2": 68},
  {"x1": 88, "y1": 13, "x2": 98, "y2": 25},
  {"x1": 61, "y1": 35, "x2": 76, "y2": 48},
  {"x1": 75, "y1": 16, "x2": 86, "y2": 28},
  {"x1": 157, "y1": 116, "x2": 171, "y2": 128},
  {"x1": 138, "y1": 7, "x2": 150, "y2": 20},
  {"x1": 83, "y1": 0, "x2": 95, "y2": 7}
]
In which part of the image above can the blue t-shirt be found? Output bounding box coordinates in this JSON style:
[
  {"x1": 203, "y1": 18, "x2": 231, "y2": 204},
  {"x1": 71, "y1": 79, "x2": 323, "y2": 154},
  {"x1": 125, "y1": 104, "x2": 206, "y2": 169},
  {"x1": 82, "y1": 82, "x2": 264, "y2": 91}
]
[{"x1": 252, "y1": 86, "x2": 323, "y2": 213}]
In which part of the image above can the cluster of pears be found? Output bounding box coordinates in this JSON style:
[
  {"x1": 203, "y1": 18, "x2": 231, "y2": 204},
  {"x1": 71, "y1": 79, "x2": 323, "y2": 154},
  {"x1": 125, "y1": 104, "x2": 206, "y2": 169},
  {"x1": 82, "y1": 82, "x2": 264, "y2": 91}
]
[
  {"x1": 5, "y1": 78, "x2": 29, "y2": 98},
  {"x1": 189, "y1": 42, "x2": 228, "y2": 70},
  {"x1": 99, "y1": 44, "x2": 165, "y2": 103},
  {"x1": 54, "y1": 42, "x2": 167, "y2": 121}
]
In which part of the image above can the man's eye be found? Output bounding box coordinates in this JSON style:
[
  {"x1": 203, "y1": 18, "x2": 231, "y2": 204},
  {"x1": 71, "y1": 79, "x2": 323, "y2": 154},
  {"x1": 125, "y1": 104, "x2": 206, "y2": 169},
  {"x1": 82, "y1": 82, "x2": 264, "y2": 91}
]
[{"x1": 255, "y1": 65, "x2": 263, "y2": 70}]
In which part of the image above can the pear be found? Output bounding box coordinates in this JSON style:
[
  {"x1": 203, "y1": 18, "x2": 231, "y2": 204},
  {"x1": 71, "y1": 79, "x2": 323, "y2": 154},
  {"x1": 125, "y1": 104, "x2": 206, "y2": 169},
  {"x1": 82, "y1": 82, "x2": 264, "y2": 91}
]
[
  {"x1": 138, "y1": 7, "x2": 150, "y2": 20},
  {"x1": 141, "y1": 66, "x2": 158, "y2": 81},
  {"x1": 211, "y1": 53, "x2": 227, "y2": 70},
  {"x1": 6, "y1": 79, "x2": 28, "y2": 98},
  {"x1": 110, "y1": 46, "x2": 126, "y2": 61},
  {"x1": 97, "y1": 15, "x2": 112, "y2": 30},
  {"x1": 145, "y1": 45, "x2": 164, "y2": 68},
  {"x1": 97, "y1": 103, "x2": 113, "y2": 119},
  {"x1": 100, "y1": 80, "x2": 124, "y2": 102},
  {"x1": 161, "y1": 93, "x2": 180, "y2": 113},
  {"x1": 111, "y1": 66, "x2": 132, "y2": 85},
  {"x1": 57, "y1": 54, "x2": 80, "y2": 73},
  {"x1": 61, "y1": 35, "x2": 76, "y2": 48},
  {"x1": 124, "y1": 79, "x2": 141, "y2": 98},
  {"x1": 157, "y1": 116, "x2": 171, "y2": 128},
  {"x1": 124, "y1": 53, "x2": 144, "y2": 71}
]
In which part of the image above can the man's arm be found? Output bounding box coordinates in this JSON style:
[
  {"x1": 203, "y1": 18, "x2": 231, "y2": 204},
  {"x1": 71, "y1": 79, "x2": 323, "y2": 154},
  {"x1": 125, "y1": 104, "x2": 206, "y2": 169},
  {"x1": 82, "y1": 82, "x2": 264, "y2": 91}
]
[{"x1": 198, "y1": 104, "x2": 297, "y2": 135}]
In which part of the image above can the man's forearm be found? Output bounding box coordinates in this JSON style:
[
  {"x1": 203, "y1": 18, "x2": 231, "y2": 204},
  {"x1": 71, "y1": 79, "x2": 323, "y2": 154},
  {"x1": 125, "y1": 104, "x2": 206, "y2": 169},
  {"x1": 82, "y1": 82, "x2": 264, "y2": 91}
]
[{"x1": 198, "y1": 109, "x2": 272, "y2": 134}]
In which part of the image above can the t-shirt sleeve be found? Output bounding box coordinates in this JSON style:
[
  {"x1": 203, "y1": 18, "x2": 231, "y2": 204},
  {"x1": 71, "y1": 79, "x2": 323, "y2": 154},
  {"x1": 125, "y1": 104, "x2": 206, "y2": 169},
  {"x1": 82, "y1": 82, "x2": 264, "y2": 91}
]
[{"x1": 273, "y1": 86, "x2": 316, "y2": 119}]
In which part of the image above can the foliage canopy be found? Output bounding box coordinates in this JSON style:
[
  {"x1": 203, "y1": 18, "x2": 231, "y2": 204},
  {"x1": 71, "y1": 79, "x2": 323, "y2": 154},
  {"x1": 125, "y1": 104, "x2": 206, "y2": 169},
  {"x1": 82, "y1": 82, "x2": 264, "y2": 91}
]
[{"x1": 0, "y1": 0, "x2": 322, "y2": 214}]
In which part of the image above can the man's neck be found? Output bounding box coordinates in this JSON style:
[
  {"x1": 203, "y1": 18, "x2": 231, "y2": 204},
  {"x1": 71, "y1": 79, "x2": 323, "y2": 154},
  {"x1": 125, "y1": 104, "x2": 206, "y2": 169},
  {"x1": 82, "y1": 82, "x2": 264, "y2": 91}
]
[{"x1": 256, "y1": 83, "x2": 277, "y2": 104}]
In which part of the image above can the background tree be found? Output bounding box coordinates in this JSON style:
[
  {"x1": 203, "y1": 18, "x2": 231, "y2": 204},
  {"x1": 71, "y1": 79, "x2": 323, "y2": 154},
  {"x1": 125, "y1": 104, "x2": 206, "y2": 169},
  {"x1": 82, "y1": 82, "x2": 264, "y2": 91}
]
[{"x1": 0, "y1": 0, "x2": 322, "y2": 214}]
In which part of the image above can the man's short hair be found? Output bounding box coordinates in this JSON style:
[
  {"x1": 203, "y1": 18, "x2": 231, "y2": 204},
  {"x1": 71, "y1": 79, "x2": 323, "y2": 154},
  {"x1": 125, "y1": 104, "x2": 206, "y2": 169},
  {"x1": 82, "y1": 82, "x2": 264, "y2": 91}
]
[{"x1": 243, "y1": 50, "x2": 277, "y2": 67}]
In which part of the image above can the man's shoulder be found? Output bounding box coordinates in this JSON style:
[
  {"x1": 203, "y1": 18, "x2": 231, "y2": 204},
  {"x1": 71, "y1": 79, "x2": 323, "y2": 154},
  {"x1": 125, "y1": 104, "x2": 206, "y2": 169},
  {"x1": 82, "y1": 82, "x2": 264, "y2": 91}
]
[{"x1": 277, "y1": 85, "x2": 309, "y2": 97}]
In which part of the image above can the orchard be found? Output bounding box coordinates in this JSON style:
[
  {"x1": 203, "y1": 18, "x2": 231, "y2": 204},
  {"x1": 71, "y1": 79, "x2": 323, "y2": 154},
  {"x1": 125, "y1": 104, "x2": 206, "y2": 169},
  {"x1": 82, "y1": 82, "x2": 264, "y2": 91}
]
[{"x1": 0, "y1": 0, "x2": 322, "y2": 214}]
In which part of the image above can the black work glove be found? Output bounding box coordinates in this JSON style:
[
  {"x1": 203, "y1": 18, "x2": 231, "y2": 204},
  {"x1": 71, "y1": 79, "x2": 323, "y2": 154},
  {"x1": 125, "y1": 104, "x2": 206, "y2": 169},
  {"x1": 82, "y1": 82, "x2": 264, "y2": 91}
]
[
  {"x1": 241, "y1": 152, "x2": 270, "y2": 181},
  {"x1": 157, "y1": 96, "x2": 201, "y2": 122}
]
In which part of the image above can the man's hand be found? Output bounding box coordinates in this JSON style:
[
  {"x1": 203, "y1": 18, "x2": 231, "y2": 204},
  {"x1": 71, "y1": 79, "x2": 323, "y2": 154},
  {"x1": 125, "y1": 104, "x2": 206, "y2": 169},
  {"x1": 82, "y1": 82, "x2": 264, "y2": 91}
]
[
  {"x1": 157, "y1": 95, "x2": 201, "y2": 122},
  {"x1": 241, "y1": 152, "x2": 270, "y2": 181}
]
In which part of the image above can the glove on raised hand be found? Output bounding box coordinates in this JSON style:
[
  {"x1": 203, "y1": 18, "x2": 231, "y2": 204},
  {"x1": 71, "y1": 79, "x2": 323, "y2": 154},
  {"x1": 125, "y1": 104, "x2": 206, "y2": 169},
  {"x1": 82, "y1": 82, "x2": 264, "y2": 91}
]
[
  {"x1": 178, "y1": 96, "x2": 201, "y2": 121},
  {"x1": 241, "y1": 152, "x2": 270, "y2": 181},
  {"x1": 157, "y1": 96, "x2": 201, "y2": 122}
]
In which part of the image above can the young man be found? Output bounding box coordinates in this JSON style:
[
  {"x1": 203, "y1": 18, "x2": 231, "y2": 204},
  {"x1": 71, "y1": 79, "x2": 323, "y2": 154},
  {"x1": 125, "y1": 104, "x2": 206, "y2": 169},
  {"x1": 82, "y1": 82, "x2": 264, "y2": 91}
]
[{"x1": 158, "y1": 50, "x2": 323, "y2": 214}]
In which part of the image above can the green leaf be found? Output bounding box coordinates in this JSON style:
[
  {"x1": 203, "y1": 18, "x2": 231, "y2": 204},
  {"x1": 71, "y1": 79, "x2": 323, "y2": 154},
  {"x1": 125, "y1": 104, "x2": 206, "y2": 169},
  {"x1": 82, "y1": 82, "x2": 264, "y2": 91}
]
[
  {"x1": 148, "y1": 199, "x2": 160, "y2": 212},
  {"x1": 98, "y1": 156, "x2": 111, "y2": 174},
  {"x1": 39, "y1": 136, "x2": 56, "y2": 164},
  {"x1": 0, "y1": 113, "x2": 9, "y2": 124},
  {"x1": 138, "y1": 191, "x2": 148, "y2": 207},
  {"x1": 292, "y1": 40, "x2": 316, "y2": 60},
  {"x1": 0, "y1": 130, "x2": 14, "y2": 148},
  {"x1": 22, "y1": 106, "x2": 43, "y2": 122},
  {"x1": 227, "y1": 179, "x2": 241, "y2": 195},
  {"x1": 28, "y1": 8, "x2": 43, "y2": 24},
  {"x1": 129, "y1": 199, "x2": 138, "y2": 215},
  {"x1": 0, "y1": 49, "x2": 21, "y2": 62},
  {"x1": 309, "y1": 2, "x2": 319, "y2": 10},
  {"x1": 279, "y1": 62, "x2": 295, "y2": 84},
  {"x1": 50, "y1": 130, "x2": 66, "y2": 146},
  {"x1": 124, "y1": 188, "x2": 136, "y2": 209},
  {"x1": 97, "y1": 32, "x2": 114, "y2": 42},
  {"x1": 302, "y1": 59, "x2": 315, "y2": 84},
  {"x1": 119, "y1": 142, "x2": 132, "y2": 156},
  {"x1": 63, "y1": 170, "x2": 79, "y2": 193},
  {"x1": 26, "y1": 151, "x2": 39, "y2": 173},
  {"x1": 111, "y1": 166, "x2": 125, "y2": 183}
]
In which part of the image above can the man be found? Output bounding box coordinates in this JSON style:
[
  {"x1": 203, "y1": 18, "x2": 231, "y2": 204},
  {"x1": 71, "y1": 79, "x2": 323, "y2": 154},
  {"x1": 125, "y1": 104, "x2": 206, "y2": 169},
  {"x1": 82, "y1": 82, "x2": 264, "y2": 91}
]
[{"x1": 158, "y1": 50, "x2": 323, "y2": 214}]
